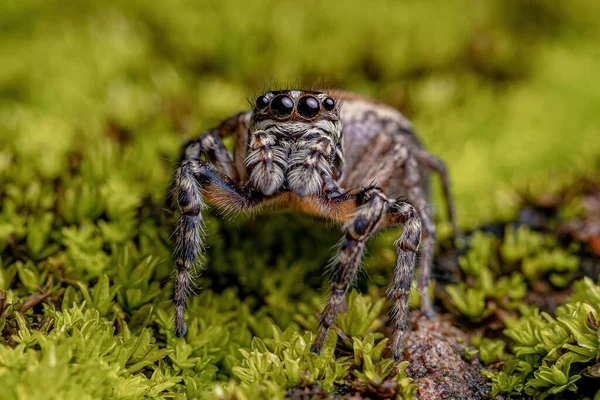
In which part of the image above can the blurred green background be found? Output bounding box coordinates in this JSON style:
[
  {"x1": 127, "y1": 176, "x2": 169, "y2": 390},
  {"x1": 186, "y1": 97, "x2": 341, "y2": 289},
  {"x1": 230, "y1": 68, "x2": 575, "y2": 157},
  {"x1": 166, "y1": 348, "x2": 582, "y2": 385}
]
[
  {"x1": 1, "y1": 1, "x2": 600, "y2": 398},
  {"x1": 2, "y1": 0, "x2": 599, "y2": 224}
]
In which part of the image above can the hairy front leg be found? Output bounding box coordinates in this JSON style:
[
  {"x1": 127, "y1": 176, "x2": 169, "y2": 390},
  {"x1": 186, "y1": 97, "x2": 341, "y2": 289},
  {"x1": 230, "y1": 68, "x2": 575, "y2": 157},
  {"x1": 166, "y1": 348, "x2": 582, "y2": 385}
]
[
  {"x1": 311, "y1": 188, "x2": 389, "y2": 354},
  {"x1": 311, "y1": 187, "x2": 422, "y2": 359},
  {"x1": 171, "y1": 159, "x2": 260, "y2": 336}
]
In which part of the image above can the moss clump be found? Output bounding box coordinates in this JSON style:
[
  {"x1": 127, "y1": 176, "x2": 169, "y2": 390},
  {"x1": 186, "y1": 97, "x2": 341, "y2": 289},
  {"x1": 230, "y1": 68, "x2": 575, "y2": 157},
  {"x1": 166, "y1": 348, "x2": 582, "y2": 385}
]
[
  {"x1": 227, "y1": 329, "x2": 415, "y2": 398},
  {"x1": 0, "y1": 304, "x2": 177, "y2": 399},
  {"x1": 484, "y1": 277, "x2": 600, "y2": 399},
  {"x1": 446, "y1": 226, "x2": 580, "y2": 321},
  {"x1": 444, "y1": 178, "x2": 600, "y2": 399}
]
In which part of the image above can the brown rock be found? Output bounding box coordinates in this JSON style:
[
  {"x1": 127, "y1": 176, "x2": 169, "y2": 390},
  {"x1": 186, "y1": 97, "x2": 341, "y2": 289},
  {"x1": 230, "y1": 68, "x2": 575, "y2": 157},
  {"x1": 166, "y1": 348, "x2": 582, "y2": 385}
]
[{"x1": 402, "y1": 314, "x2": 490, "y2": 400}]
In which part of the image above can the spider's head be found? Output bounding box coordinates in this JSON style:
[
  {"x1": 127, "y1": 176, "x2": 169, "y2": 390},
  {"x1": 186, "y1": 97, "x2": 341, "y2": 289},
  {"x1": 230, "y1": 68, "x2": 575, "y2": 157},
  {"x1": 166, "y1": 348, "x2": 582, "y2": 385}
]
[
  {"x1": 250, "y1": 90, "x2": 341, "y2": 139},
  {"x1": 246, "y1": 90, "x2": 343, "y2": 197}
]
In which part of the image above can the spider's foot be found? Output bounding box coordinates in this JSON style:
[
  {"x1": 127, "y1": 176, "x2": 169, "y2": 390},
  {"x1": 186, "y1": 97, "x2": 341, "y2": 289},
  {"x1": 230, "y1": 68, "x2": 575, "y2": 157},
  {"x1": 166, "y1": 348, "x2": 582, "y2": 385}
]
[
  {"x1": 420, "y1": 295, "x2": 435, "y2": 319},
  {"x1": 389, "y1": 331, "x2": 407, "y2": 361},
  {"x1": 393, "y1": 350, "x2": 403, "y2": 361},
  {"x1": 174, "y1": 323, "x2": 187, "y2": 337},
  {"x1": 310, "y1": 337, "x2": 325, "y2": 355},
  {"x1": 454, "y1": 232, "x2": 468, "y2": 250},
  {"x1": 422, "y1": 308, "x2": 435, "y2": 319},
  {"x1": 310, "y1": 343, "x2": 321, "y2": 355},
  {"x1": 311, "y1": 331, "x2": 327, "y2": 355}
]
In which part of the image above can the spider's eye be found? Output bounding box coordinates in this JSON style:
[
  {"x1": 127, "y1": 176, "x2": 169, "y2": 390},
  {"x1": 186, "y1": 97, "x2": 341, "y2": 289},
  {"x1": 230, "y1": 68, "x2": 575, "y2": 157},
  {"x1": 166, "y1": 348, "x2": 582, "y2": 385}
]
[
  {"x1": 322, "y1": 97, "x2": 335, "y2": 111},
  {"x1": 270, "y1": 95, "x2": 294, "y2": 118},
  {"x1": 256, "y1": 95, "x2": 269, "y2": 110},
  {"x1": 297, "y1": 96, "x2": 320, "y2": 119}
]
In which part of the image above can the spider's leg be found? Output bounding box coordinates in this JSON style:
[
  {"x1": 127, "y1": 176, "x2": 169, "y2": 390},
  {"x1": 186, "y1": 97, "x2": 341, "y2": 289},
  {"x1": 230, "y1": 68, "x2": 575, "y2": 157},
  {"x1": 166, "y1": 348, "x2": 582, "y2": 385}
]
[
  {"x1": 386, "y1": 198, "x2": 422, "y2": 359},
  {"x1": 311, "y1": 187, "x2": 390, "y2": 354},
  {"x1": 403, "y1": 156, "x2": 436, "y2": 318},
  {"x1": 181, "y1": 130, "x2": 235, "y2": 177},
  {"x1": 415, "y1": 150, "x2": 459, "y2": 243},
  {"x1": 171, "y1": 159, "x2": 260, "y2": 337},
  {"x1": 168, "y1": 112, "x2": 251, "y2": 208},
  {"x1": 181, "y1": 111, "x2": 251, "y2": 180},
  {"x1": 311, "y1": 187, "x2": 422, "y2": 360}
]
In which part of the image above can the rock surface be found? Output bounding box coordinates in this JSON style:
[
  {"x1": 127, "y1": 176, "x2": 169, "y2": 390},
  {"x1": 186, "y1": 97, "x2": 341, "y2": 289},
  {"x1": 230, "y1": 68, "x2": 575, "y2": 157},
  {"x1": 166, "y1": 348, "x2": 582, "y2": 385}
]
[{"x1": 402, "y1": 314, "x2": 490, "y2": 400}]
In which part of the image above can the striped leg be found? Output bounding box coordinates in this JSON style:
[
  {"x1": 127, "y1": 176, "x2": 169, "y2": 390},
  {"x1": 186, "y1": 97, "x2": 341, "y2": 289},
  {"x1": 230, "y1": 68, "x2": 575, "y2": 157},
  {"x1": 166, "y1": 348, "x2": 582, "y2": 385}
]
[
  {"x1": 386, "y1": 200, "x2": 422, "y2": 359},
  {"x1": 403, "y1": 156, "x2": 436, "y2": 317},
  {"x1": 311, "y1": 188, "x2": 421, "y2": 359},
  {"x1": 171, "y1": 160, "x2": 260, "y2": 336},
  {"x1": 415, "y1": 150, "x2": 459, "y2": 243},
  {"x1": 181, "y1": 111, "x2": 251, "y2": 181},
  {"x1": 168, "y1": 112, "x2": 251, "y2": 209}
]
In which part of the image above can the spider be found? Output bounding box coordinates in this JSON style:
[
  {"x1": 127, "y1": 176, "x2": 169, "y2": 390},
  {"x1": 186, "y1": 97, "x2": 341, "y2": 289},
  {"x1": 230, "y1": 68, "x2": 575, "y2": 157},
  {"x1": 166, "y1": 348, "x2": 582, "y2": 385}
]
[{"x1": 170, "y1": 89, "x2": 458, "y2": 359}]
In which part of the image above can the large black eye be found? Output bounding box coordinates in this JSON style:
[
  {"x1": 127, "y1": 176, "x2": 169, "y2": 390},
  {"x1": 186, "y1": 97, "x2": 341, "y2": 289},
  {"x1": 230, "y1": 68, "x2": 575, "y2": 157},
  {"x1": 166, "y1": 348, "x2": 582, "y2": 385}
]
[
  {"x1": 297, "y1": 96, "x2": 320, "y2": 119},
  {"x1": 270, "y1": 95, "x2": 294, "y2": 118},
  {"x1": 322, "y1": 97, "x2": 335, "y2": 111},
  {"x1": 256, "y1": 95, "x2": 269, "y2": 109}
]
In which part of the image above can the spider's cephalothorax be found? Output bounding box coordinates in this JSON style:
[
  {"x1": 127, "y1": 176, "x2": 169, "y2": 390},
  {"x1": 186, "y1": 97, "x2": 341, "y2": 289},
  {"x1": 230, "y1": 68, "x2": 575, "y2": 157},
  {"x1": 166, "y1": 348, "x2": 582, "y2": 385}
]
[
  {"x1": 245, "y1": 90, "x2": 343, "y2": 197},
  {"x1": 170, "y1": 89, "x2": 458, "y2": 360}
]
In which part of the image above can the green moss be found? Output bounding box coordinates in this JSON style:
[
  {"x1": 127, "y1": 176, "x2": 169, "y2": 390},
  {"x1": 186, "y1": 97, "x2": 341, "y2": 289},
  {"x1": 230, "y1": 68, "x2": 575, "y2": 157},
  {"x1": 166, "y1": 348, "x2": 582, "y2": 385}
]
[
  {"x1": 484, "y1": 277, "x2": 600, "y2": 399},
  {"x1": 446, "y1": 226, "x2": 580, "y2": 321},
  {"x1": 0, "y1": 304, "x2": 177, "y2": 399}
]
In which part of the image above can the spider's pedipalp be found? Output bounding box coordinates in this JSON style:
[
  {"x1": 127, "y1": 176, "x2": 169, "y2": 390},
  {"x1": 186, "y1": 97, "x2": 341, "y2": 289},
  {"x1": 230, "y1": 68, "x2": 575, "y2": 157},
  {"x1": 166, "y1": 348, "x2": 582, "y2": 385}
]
[
  {"x1": 287, "y1": 135, "x2": 334, "y2": 197},
  {"x1": 245, "y1": 128, "x2": 288, "y2": 196}
]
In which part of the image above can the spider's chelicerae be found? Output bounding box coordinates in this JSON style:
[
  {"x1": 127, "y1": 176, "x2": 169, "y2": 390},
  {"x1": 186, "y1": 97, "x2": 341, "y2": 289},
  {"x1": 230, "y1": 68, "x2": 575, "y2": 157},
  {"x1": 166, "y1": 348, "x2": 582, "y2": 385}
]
[{"x1": 171, "y1": 89, "x2": 458, "y2": 359}]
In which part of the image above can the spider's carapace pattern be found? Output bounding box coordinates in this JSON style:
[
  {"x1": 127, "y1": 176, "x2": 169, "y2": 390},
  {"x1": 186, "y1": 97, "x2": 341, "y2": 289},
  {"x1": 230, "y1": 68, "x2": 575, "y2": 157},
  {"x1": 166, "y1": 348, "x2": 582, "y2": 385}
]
[{"x1": 170, "y1": 89, "x2": 458, "y2": 359}]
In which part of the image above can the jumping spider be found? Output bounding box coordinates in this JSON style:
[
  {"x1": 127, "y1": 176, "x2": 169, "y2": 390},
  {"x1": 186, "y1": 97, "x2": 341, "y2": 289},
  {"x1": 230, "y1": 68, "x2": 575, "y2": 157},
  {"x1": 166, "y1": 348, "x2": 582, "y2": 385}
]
[{"x1": 171, "y1": 89, "x2": 458, "y2": 359}]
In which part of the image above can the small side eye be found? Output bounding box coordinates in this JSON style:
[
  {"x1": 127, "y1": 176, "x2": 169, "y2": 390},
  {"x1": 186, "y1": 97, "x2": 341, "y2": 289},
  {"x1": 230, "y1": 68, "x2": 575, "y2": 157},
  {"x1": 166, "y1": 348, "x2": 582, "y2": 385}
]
[
  {"x1": 322, "y1": 97, "x2": 335, "y2": 111},
  {"x1": 297, "y1": 96, "x2": 320, "y2": 119},
  {"x1": 271, "y1": 95, "x2": 294, "y2": 118},
  {"x1": 256, "y1": 95, "x2": 270, "y2": 109}
]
